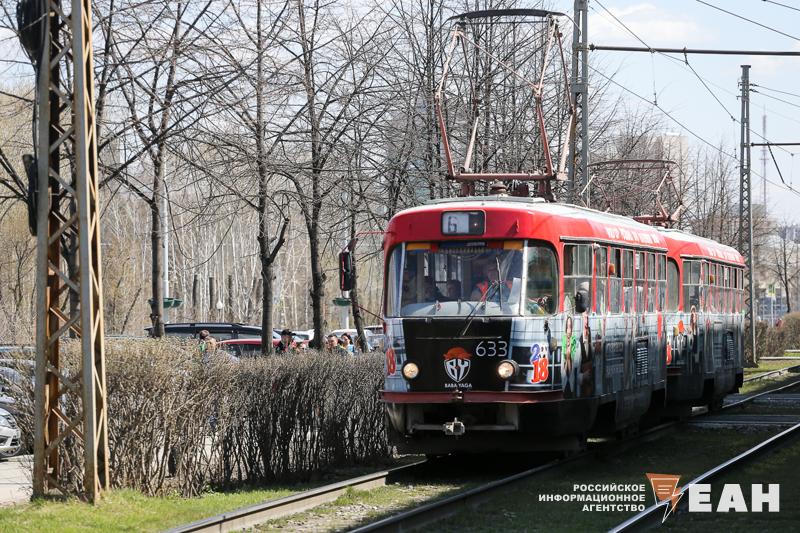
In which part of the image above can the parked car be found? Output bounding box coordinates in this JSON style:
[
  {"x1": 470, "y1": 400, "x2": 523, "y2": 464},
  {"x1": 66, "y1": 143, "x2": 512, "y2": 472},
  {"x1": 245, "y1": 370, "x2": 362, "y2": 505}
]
[
  {"x1": 0, "y1": 359, "x2": 34, "y2": 414},
  {"x1": 0, "y1": 406, "x2": 21, "y2": 459},
  {"x1": 144, "y1": 322, "x2": 262, "y2": 340}
]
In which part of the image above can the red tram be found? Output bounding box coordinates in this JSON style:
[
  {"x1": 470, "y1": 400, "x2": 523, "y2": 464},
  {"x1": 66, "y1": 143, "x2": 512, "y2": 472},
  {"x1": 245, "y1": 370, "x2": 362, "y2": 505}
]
[{"x1": 378, "y1": 195, "x2": 745, "y2": 453}]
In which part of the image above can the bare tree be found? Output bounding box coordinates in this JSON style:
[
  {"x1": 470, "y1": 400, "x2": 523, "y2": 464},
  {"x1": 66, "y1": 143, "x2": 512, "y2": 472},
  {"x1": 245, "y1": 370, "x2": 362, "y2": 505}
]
[{"x1": 769, "y1": 223, "x2": 800, "y2": 314}]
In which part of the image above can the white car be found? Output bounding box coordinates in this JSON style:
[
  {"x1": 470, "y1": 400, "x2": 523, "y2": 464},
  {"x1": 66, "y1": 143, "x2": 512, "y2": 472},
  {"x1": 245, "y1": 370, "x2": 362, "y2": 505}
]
[{"x1": 0, "y1": 407, "x2": 21, "y2": 458}]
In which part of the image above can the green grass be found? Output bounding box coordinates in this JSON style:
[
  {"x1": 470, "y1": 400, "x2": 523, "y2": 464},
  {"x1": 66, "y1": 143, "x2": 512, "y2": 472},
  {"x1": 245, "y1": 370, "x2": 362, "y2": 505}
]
[
  {"x1": 0, "y1": 487, "x2": 297, "y2": 532},
  {"x1": 739, "y1": 370, "x2": 800, "y2": 395},
  {"x1": 743, "y1": 360, "x2": 799, "y2": 375}
]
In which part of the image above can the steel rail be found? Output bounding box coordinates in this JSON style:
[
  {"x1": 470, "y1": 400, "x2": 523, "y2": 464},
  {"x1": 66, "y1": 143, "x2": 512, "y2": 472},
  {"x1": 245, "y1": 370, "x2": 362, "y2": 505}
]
[
  {"x1": 723, "y1": 377, "x2": 800, "y2": 410},
  {"x1": 348, "y1": 457, "x2": 578, "y2": 533},
  {"x1": 163, "y1": 461, "x2": 426, "y2": 533},
  {"x1": 742, "y1": 364, "x2": 800, "y2": 383},
  {"x1": 609, "y1": 422, "x2": 800, "y2": 532}
]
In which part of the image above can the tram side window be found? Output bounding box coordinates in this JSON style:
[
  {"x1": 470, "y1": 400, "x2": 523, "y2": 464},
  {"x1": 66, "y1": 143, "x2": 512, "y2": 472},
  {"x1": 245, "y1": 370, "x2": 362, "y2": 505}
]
[
  {"x1": 525, "y1": 244, "x2": 559, "y2": 315},
  {"x1": 635, "y1": 252, "x2": 645, "y2": 313},
  {"x1": 723, "y1": 266, "x2": 731, "y2": 313},
  {"x1": 623, "y1": 250, "x2": 634, "y2": 312},
  {"x1": 564, "y1": 244, "x2": 592, "y2": 312},
  {"x1": 385, "y1": 246, "x2": 403, "y2": 316},
  {"x1": 721, "y1": 265, "x2": 727, "y2": 312},
  {"x1": 646, "y1": 252, "x2": 656, "y2": 312},
  {"x1": 609, "y1": 248, "x2": 622, "y2": 313},
  {"x1": 667, "y1": 258, "x2": 679, "y2": 311},
  {"x1": 683, "y1": 260, "x2": 701, "y2": 311},
  {"x1": 595, "y1": 246, "x2": 608, "y2": 314},
  {"x1": 658, "y1": 254, "x2": 667, "y2": 311},
  {"x1": 738, "y1": 268, "x2": 744, "y2": 312}
]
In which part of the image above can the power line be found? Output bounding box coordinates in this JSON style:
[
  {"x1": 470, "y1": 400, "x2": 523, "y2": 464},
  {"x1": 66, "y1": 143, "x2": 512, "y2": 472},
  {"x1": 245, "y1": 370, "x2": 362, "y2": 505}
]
[
  {"x1": 761, "y1": 0, "x2": 800, "y2": 14},
  {"x1": 588, "y1": 64, "x2": 800, "y2": 199},
  {"x1": 752, "y1": 84, "x2": 800, "y2": 101},
  {"x1": 751, "y1": 89, "x2": 800, "y2": 111},
  {"x1": 592, "y1": 1, "x2": 737, "y2": 122},
  {"x1": 696, "y1": 0, "x2": 800, "y2": 42},
  {"x1": 592, "y1": 2, "x2": 795, "y2": 157}
]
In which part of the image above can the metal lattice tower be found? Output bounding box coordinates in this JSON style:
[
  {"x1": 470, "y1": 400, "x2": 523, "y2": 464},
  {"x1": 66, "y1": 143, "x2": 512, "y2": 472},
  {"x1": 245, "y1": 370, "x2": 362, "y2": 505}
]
[
  {"x1": 33, "y1": 0, "x2": 109, "y2": 501},
  {"x1": 568, "y1": 0, "x2": 589, "y2": 203},
  {"x1": 738, "y1": 64, "x2": 757, "y2": 364}
]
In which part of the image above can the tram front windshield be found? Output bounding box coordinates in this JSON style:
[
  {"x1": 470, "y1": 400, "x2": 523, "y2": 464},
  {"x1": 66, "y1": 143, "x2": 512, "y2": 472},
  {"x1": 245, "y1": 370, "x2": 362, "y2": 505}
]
[{"x1": 386, "y1": 242, "x2": 558, "y2": 317}]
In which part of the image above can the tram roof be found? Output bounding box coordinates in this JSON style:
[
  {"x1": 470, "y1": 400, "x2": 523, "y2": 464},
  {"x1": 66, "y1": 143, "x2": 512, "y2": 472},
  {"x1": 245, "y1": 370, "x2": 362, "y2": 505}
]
[
  {"x1": 657, "y1": 227, "x2": 745, "y2": 266},
  {"x1": 386, "y1": 196, "x2": 668, "y2": 251}
]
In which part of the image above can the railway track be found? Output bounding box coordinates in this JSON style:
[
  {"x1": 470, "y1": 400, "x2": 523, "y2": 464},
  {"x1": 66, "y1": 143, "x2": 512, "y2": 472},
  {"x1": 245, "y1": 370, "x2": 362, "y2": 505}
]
[
  {"x1": 165, "y1": 377, "x2": 800, "y2": 533},
  {"x1": 349, "y1": 377, "x2": 800, "y2": 533},
  {"x1": 742, "y1": 363, "x2": 800, "y2": 383},
  {"x1": 164, "y1": 461, "x2": 426, "y2": 533},
  {"x1": 608, "y1": 421, "x2": 800, "y2": 532}
]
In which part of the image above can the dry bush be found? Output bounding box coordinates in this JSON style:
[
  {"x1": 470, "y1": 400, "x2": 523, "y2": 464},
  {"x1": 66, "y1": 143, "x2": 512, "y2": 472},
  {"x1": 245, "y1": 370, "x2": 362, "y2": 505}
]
[
  {"x1": 11, "y1": 340, "x2": 388, "y2": 496},
  {"x1": 763, "y1": 312, "x2": 800, "y2": 358}
]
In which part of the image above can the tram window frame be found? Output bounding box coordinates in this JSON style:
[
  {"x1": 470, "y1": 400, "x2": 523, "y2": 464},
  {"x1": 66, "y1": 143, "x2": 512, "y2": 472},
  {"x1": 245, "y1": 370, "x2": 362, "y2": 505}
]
[
  {"x1": 609, "y1": 248, "x2": 622, "y2": 314},
  {"x1": 384, "y1": 245, "x2": 403, "y2": 317},
  {"x1": 657, "y1": 254, "x2": 667, "y2": 311},
  {"x1": 724, "y1": 266, "x2": 731, "y2": 313},
  {"x1": 738, "y1": 268, "x2": 744, "y2": 312},
  {"x1": 564, "y1": 243, "x2": 592, "y2": 313},
  {"x1": 524, "y1": 241, "x2": 559, "y2": 316},
  {"x1": 646, "y1": 252, "x2": 656, "y2": 312},
  {"x1": 667, "y1": 258, "x2": 679, "y2": 311},
  {"x1": 683, "y1": 259, "x2": 701, "y2": 312},
  {"x1": 623, "y1": 250, "x2": 634, "y2": 313},
  {"x1": 594, "y1": 246, "x2": 608, "y2": 314},
  {"x1": 635, "y1": 252, "x2": 645, "y2": 313}
]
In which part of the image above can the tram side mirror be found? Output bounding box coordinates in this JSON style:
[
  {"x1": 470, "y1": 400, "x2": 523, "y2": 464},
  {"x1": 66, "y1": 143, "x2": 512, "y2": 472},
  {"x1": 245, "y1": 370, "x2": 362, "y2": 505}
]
[
  {"x1": 339, "y1": 250, "x2": 355, "y2": 291},
  {"x1": 574, "y1": 289, "x2": 589, "y2": 314}
]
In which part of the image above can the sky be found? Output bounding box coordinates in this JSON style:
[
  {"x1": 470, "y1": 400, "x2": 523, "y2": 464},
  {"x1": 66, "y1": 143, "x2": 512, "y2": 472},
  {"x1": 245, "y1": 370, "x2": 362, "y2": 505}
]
[{"x1": 549, "y1": 0, "x2": 800, "y2": 224}]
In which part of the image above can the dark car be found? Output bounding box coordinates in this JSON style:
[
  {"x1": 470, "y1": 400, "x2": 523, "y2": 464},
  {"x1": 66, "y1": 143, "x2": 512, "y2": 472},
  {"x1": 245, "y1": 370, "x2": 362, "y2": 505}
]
[{"x1": 144, "y1": 322, "x2": 262, "y2": 341}]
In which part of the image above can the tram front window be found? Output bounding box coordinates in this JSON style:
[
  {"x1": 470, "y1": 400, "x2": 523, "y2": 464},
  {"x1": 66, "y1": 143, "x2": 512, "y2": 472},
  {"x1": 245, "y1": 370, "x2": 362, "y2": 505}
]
[
  {"x1": 386, "y1": 242, "x2": 557, "y2": 317},
  {"x1": 396, "y1": 244, "x2": 522, "y2": 316}
]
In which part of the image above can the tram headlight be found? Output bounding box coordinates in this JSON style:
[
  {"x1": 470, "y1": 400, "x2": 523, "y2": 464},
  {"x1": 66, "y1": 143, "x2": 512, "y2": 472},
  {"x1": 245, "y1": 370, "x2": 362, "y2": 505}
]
[
  {"x1": 497, "y1": 360, "x2": 518, "y2": 380},
  {"x1": 402, "y1": 362, "x2": 420, "y2": 380}
]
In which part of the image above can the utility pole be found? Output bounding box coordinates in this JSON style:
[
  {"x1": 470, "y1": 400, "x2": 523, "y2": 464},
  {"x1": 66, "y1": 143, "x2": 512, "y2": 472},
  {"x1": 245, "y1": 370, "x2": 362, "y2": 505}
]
[
  {"x1": 738, "y1": 65, "x2": 757, "y2": 365},
  {"x1": 568, "y1": 0, "x2": 589, "y2": 204},
  {"x1": 32, "y1": 0, "x2": 109, "y2": 502},
  {"x1": 761, "y1": 113, "x2": 767, "y2": 206}
]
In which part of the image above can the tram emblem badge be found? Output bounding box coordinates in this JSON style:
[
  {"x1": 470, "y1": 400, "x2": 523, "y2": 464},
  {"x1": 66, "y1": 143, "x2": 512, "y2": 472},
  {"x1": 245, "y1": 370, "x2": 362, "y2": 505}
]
[{"x1": 443, "y1": 347, "x2": 472, "y2": 382}]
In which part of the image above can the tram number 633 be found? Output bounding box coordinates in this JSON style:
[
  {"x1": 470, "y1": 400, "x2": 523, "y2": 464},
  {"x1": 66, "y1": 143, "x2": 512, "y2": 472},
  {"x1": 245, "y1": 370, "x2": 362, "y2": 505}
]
[{"x1": 475, "y1": 340, "x2": 508, "y2": 357}]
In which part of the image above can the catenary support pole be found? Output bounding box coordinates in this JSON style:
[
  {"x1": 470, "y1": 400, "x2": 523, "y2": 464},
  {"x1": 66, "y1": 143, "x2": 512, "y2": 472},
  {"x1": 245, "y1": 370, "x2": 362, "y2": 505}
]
[
  {"x1": 34, "y1": 0, "x2": 109, "y2": 502},
  {"x1": 738, "y1": 65, "x2": 757, "y2": 366},
  {"x1": 568, "y1": 0, "x2": 589, "y2": 204}
]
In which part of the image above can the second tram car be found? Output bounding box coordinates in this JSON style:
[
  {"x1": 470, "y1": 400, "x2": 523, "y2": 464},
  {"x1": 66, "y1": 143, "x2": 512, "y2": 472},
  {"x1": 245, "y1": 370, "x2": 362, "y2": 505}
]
[{"x1": 377, "y1": 195, "x2": 745, "y2": 453}]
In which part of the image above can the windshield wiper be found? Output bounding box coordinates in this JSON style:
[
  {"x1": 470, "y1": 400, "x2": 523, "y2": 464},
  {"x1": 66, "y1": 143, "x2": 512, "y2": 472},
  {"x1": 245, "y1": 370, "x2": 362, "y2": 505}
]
[{"x1": 458, "y1": 281, "x2": 500, "y2": 337}]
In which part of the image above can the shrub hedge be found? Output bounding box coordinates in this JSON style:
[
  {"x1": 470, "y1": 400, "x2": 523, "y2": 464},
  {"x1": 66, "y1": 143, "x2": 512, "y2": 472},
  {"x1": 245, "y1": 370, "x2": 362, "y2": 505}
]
[{"x1": 12, "y1": 339, "x2": 388, "y2": 496}]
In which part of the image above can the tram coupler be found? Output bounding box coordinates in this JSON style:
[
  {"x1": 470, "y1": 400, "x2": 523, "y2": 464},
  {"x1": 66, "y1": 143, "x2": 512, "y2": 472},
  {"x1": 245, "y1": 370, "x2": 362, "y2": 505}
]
[{"x1": 443, "y1": 417, "x2": 465, "y2": 436}]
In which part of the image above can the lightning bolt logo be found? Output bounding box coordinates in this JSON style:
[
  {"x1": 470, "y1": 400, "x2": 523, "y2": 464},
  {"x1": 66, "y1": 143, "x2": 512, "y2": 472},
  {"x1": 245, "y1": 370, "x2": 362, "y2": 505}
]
[{"x1": 646, "y1": 473, "x2": 684, "y2": 523}]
